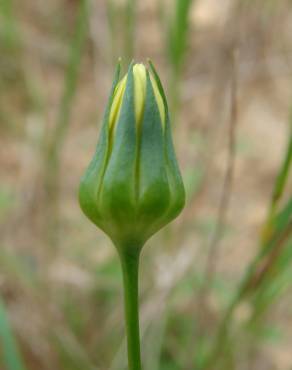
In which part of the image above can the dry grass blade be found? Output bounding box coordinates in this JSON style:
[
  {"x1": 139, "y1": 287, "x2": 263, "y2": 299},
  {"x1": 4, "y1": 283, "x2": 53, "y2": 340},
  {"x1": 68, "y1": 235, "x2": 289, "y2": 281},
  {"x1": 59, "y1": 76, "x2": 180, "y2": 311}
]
[
  {"x1": 261, "y1": 122, "x2": 292, "y2": 244},
  {"x1": 203, "y1": 48, "x2": 238, "y2": 290},
  {"x1": 203, "y1": 172, "x2": 292, "y2": 370}
]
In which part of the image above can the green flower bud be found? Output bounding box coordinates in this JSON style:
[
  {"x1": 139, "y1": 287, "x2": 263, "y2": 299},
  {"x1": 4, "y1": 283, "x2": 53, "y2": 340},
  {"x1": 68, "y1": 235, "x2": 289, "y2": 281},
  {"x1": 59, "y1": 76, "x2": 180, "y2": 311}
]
[{"x1": 79, "y1": 61, "x2": 185, "y2": 249}]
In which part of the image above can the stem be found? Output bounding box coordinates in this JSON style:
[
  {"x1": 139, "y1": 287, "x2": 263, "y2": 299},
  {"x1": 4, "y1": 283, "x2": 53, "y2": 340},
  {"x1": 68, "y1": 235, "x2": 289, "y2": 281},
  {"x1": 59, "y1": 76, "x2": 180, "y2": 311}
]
[
  {"x1": 119, "y1": 247, "x2": 142, "y2": 370},
  {"x1": 169, "y1": 65, "x2": 181, "y2": 127},
  {"x1": 124, "y1": 0, "x2": 136, "y2": 65}
]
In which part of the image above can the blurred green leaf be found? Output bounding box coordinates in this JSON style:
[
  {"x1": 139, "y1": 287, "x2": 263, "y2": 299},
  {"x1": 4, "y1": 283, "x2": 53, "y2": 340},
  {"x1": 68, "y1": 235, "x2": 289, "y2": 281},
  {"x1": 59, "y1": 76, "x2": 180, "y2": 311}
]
[
  {"x1": 167, "y1": 0, "x2": 194, "y2": 71},
  {"x1": 0, "y1": 0, "x2": 20, "y2": 49},
  {"x1": 262, "y1": 124, "x2": 292, "y2": 243},
  {"x1": 0, "y1": 186, "x2": 15, "y2": 219},
  {"x1": 260, "y1": 324, "x2": 283, "y2": 344},
  {"x1": 0, "y1": 297, "x2": 27, "y2": 370}
]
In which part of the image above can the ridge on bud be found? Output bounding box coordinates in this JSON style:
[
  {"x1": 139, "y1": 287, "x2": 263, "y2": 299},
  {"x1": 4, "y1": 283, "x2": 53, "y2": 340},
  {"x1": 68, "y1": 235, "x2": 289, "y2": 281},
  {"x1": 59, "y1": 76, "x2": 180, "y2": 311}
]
[{"x1": 79, "y1": 61, "x2": 185, "y2": 249}]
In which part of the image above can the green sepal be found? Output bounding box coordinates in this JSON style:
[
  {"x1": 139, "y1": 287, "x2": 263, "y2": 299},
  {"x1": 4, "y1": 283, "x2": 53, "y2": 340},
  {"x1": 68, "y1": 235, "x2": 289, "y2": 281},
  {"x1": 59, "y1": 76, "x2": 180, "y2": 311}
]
[
  {"x1": 148, "y1": 60, "x2": 185, "y2": 226},
  {"x1": 148, "y1": 60, "x2": 169, "y2": 120},
  {"x1": 99, "y1": 63, "x2": 138, "y2": 243},
  {"x1": 79, "y1": 61, "x2": 121, "y2": 231},
  {"x1": 137, "y1": 70, "x2": 170, "y2": 238},
  {"x1": 163, "y1": 114, "x2": 186, "y2": 222}
]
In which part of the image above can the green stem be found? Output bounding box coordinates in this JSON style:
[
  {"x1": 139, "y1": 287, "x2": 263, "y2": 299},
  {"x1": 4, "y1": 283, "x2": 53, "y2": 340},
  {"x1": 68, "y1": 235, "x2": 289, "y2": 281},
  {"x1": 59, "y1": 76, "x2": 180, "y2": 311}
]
[
  {"x1": 124, "y1": 0, "x2": 136, "y2": 65},
  {"x1": 169, "y1": 65, "x2": 181, "y2": 127},
  {"x1": 119, "y1": 247, "x2": 142, "y2": 370}
]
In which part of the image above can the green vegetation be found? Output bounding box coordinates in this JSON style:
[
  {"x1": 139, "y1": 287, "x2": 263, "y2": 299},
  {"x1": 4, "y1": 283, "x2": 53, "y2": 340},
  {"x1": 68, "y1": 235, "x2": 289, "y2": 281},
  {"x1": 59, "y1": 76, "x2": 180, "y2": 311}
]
[
  {"x1": 0, "y1": 1, "x2": 291, "y2": 369},
  {"x1": 0, "y1": 298, "x2": 27, "y2": 370}
]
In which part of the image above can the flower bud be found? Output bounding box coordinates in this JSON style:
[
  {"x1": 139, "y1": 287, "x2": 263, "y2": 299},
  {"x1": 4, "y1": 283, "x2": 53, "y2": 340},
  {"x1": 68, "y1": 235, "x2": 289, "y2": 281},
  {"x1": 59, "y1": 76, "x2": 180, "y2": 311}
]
[{"x1": 79, "y1": 61, "x2": 185, "y2": 248}]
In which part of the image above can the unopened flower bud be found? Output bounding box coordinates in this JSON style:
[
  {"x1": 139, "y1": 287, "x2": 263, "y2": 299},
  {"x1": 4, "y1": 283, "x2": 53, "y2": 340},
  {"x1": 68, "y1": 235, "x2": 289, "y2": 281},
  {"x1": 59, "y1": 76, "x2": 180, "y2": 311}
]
[{"x1": 79, "y1": 61, "x2": 185, "y2": 248}]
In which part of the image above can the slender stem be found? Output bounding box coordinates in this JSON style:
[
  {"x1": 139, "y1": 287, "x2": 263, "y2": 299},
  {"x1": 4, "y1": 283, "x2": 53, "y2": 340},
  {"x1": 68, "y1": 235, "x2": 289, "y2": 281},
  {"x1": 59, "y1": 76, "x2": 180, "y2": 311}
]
[
  {"x1": 119, "y1": 247, "x2": 142, "y2": 370},
  {"x1": 169, "y1": 65, "x2": 181, "y2": 127}
]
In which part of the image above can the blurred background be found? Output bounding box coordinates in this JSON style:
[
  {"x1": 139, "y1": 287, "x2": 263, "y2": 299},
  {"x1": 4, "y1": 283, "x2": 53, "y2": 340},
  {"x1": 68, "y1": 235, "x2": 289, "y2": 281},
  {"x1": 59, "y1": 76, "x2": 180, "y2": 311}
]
[{"x1": 0, "y1": 0, "x2": 292, "y2": 369}]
